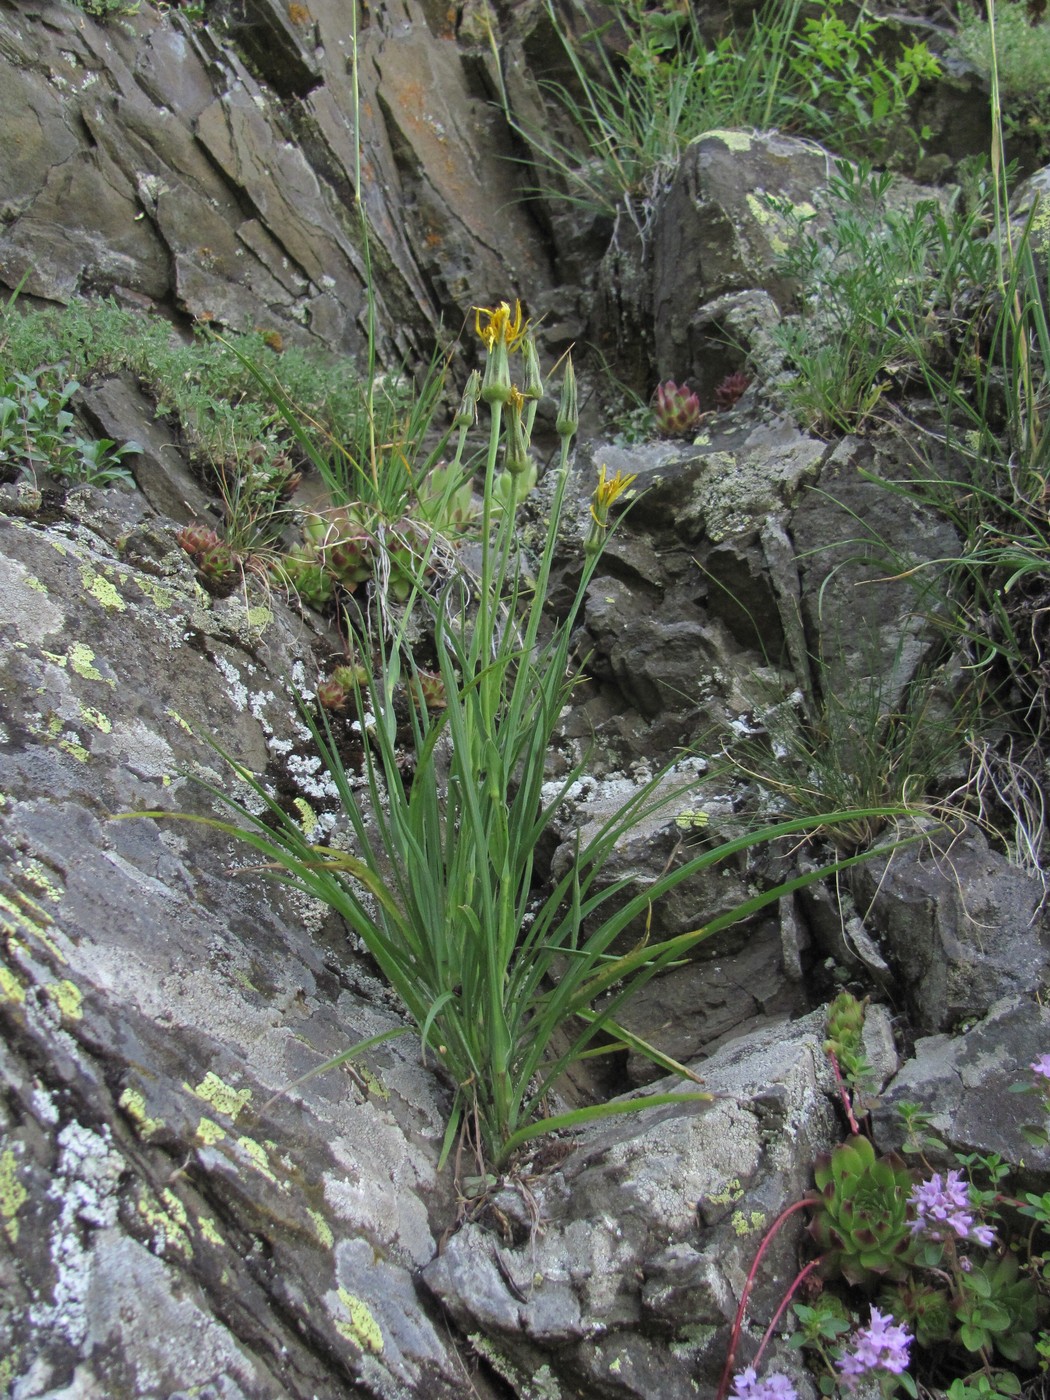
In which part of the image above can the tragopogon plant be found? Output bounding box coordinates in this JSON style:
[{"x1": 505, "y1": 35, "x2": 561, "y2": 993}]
[{"x1": 129, "y1": 301, "x2": 915, "y2": 1171}]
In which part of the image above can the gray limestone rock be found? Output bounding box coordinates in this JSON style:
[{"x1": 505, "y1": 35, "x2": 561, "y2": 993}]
[
  {"x1": 852, "y1": 829, "x2": 1049, "y2": 1035},
  {"x1": 422, "y1": 1012, "x2": 841, "y2": 1400},
  {"x1": 0, "y1": 498, "x2": 473, "y2": 1398}
]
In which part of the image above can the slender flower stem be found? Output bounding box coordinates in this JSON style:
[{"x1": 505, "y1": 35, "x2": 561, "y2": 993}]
[
  {"x1": 826, "y1": 1049, "x2": 861, "y2": 1135},
  {"x1": 753, "y1": 1257, "x2": 825, "y2": 1372},
  {"x1": 716, "y1": 1198, "x2": 817, "y2": 1400}
]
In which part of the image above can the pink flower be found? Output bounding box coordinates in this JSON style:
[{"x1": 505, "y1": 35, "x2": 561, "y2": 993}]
[
  {"x1": 837, "y1": 1308, "x2": 912, "y2": 1389},
  {"x1": 1031, "y1": 1054, "x2": 1050, "y2": 1081},
  {"x1": 908, "y1": 1169, "x2": 996, "y2": 1248},
  {"x1": 731, "y1": 1368, "x2": 798, "y2": 1400}
]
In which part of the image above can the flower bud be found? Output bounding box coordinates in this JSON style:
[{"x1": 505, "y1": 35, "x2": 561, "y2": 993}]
[
  {"x1": 480, "y1": 336, "x2": 512, "y2": 405},
  {"x1": 454, "y1": 370, "x2": 481, "y2": 428},
  {"x1": 504, "y1": 388, "x2": 532, "y2": 476},
  {"x1": 556, "y1": 356, "x2": 578, "y2": 440},
  {"x1": 521, "y1": 335, "x2": 543, "y2": 401}
]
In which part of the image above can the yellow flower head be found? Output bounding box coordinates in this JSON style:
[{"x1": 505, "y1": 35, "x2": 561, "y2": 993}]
[
  {"x1": 591, "y1": 463, "x2": 638, "y2": 524},
  {"x1": 474, "y1": 299, "x2": 528, "y2": 353}
]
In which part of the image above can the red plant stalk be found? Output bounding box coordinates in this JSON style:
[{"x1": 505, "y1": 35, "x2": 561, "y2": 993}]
[
  {"x1": 716, "y1": 1197, "x2": 818, "y2": 1400},
  {"x1": 753, "y1": 1257, "x2": 826, "y2": 1368},
  {"x1": 826, "y1": 1049, "x2": 861, "y2": 1135}
]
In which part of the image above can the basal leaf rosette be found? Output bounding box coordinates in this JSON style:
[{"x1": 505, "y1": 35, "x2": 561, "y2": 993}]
[{"x1": 809, "y1": 1135, "x2": 917, "y2": 1287}]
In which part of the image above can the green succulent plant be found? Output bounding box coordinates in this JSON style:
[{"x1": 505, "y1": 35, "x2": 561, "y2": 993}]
[{"x1": 809, "y1": 1134, "x2": 916, "y2": 1286}]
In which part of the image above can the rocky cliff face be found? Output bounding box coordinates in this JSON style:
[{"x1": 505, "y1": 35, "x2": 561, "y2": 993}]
[
  {"x1": 3, "y1": 2, "x2": 1050, "y2": 1397},
  {"x1": 0, "y1": 0, "x2": 557, "y2": 359}
]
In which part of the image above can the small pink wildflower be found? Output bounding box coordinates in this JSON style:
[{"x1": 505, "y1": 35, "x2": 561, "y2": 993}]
[
  {"x1": 837, "y1": 1308, "x2": 912, "y2": 1389},
  {"x1": 908, "y1": 1169, "x2": 996, "y2": 1247},
  {"x1": 731, "y1": 1368, "x2": 798, "y2": 1400},
  {"x1": 1031, "y1": 1053, "x2": 1050, "y2": 1080}
]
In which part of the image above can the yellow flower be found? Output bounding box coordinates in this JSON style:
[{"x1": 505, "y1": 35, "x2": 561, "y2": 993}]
[
  {"x1": 590, "y1": 464, "x2": 638, "y2": 525},
  {"x1": 474, "y1": 300, "x2": 528, "y2": 353}
]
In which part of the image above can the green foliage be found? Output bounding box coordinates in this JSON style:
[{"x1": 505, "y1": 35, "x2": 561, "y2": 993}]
[
  {"x1": 0, "y1": 370, "x2": 139, "y2": 488},
  {"x1": 0, "y1": 296, "x2": 470, "y2": 604},
  {"x1": 809, "y1": 1135, "x2": 917, "y2": 1286},
  {"x1": 71, "y1": 0, "x2": 140, "y2": 14},
  {"x1": 730, "y1": 651, "x2": 972, "y2": 854},
  {"x1": 945, "y1": 1372, "x2": 1023, "y2": 1400},
  {"x1": 0, "y1": 297, "x2": 391, "y2": 484},
  {"x1": 772, "y1": 159, "x2": 998, "y2": 433},
  {"x1": 953, "y1": 2, "x2": 1050, "y2": 162},
  {"x1": 824, "y1": 991, "x2": 873, "y2": 1091},
  {"x1": 506, "y1": 0, "x2": 941, "y2": 224},
  {"x1": 955, "y1": 1254, "x2": 1038, "y2": 1363}
]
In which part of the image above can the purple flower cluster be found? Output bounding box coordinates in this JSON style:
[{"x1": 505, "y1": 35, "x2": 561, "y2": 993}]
[
  {"x1": 1031, "y1": 1053, "x2": 1050, "y2": 1081},
  {"x1": 837, "y1": 1308, "x2": 912, "y2": 1389},
  {"x1": 908, "y1": 1170, "x2": 996, "y2": 1247},
  {"x1": 730, "y1": 1367, "x2": 798, "y2": 1400}
]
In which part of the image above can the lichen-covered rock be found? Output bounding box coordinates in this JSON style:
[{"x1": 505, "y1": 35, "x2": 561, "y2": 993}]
[
  {"x1": 651, "y1": 131, "x2": 835, "y2": 398},
  {"x1": 422, "y1": 1013, "x2": 841, "y2": 1400},
  {"x1": 0, "y1": 494, "x2": 475, "y2": 1398}
]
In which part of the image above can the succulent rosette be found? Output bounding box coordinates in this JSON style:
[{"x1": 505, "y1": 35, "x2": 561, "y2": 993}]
[{"x1": 809, "y1": 1135, "x2": 916, "y2": 1286}]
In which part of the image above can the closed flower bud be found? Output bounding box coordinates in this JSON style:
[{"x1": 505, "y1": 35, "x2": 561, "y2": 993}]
[
  {"x1": 556, "y1": 357, "x2": 578, "y2": 440},
  {"x1": 454, "y1": 370, "x2": 481, "y2": 428},
  {"x1": 504, "y1": 388, "x2": 532, "y2": 476},
  {"x1": 521, "y1": 335, "x2": 543, "y2": 401},
  {"x1": 480, "y1": 335, "x2": 512, "y2": 405}
]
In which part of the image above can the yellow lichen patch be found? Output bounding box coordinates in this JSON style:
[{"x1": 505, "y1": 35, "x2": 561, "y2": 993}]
[
  {"x1": 744, "y1": 191, "x2": 816, "y2": 255},
  {"x1": 335, "y1": 1289, "x2": 384, "y2": 1353},
  {"x1": 245, "y1": 605, "x2": 272, "y2": 631},
  {"x1": 160, "y1": 1187, "x2": 189, "y2": 1229},
  {"x1": 77, "y1": 703, "x2": 112, "y2": 734},
  {"x1": 137, "y1": 1186, "x2": 193, "y2": 1258},
  {"x1": 308, "y1": 1208, "x2": 334, "y2": 1248},
  {"x1": 16, "y1": 859, "x2": 63, "y2": 903},
  {"x1": 356, "y1": 1065, "x2": 389, "y2": 1102},
  {"x1": 133, "y1": 576, "x2": 173, "y2": 610},
  {"x1": 189, "y1": 1071, "x2": 252, "y2": 1121},
  {"x1": 68, "y1": 642, "x2": 115, "y2": 686},
  {"x1": 0, "y1": 1148, "x2": 28, "y2": 1242},
  {"x1": 118, "y1": 1087, "x2": 164, "y2": 1139},
  {"x1": 80, "y1": 564, "x2": 127, "y2": 611},
  {"x1": 195, "y1": 1116, "x2": 226, "y2": 1146},
  {"x1": 0, "y1": 1350, "x2": 18, "y2": 1397},
  {"x1": 0, "y1": 886, "x2": 65, "y2": 962},
  {"x1": 58, "y1": 736, "x2": 89, "y2": 764},
  {"x1": 694, "y1": 129, "x2": 752, "y2": 151},
  {"x1": 24, "y1": 575, "x2": 48, "y2": 594},
  {"x1": 731, "y1": 1208, "x2": 767, "y2": 1237},
  {"x1": 293, "y1": 798, "x2": 317, "y2": 838},
  {"x1": 46, "y1": 979, "x2": 83, "y2": 1020},
  {"x1": 707, "y1": 1177, "x2": 744, "y2": 1207},
  {"x1": 197, "y1": 1214, "x2": 225, "y2": 1247},
  {"x1": 0, "y1": 966, "x2": 26, "y2": 1004},
  {"x1": 165, "y1": 707, "x2": 193, "y2": 734},
  {"x1": 236, "y1": 1135, "x2": 277, "y2": 1182}
]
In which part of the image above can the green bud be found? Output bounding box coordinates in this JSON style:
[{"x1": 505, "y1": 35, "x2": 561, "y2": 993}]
[
  {"x1": 556, "y1": 356, "x2": 578, "y2": 439},
  {"x1": 504, "y1": 393, "x2": 532, "y2": 476},
  {"x1": 480, "y1": 337, "x2": 512, "y2": 405},
  {"x1": 521, "y1": 335, "x2": 543, "y2": 401},
  {"x1": 454, "y1": 369, "x2": 481, "y2": 427}
]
